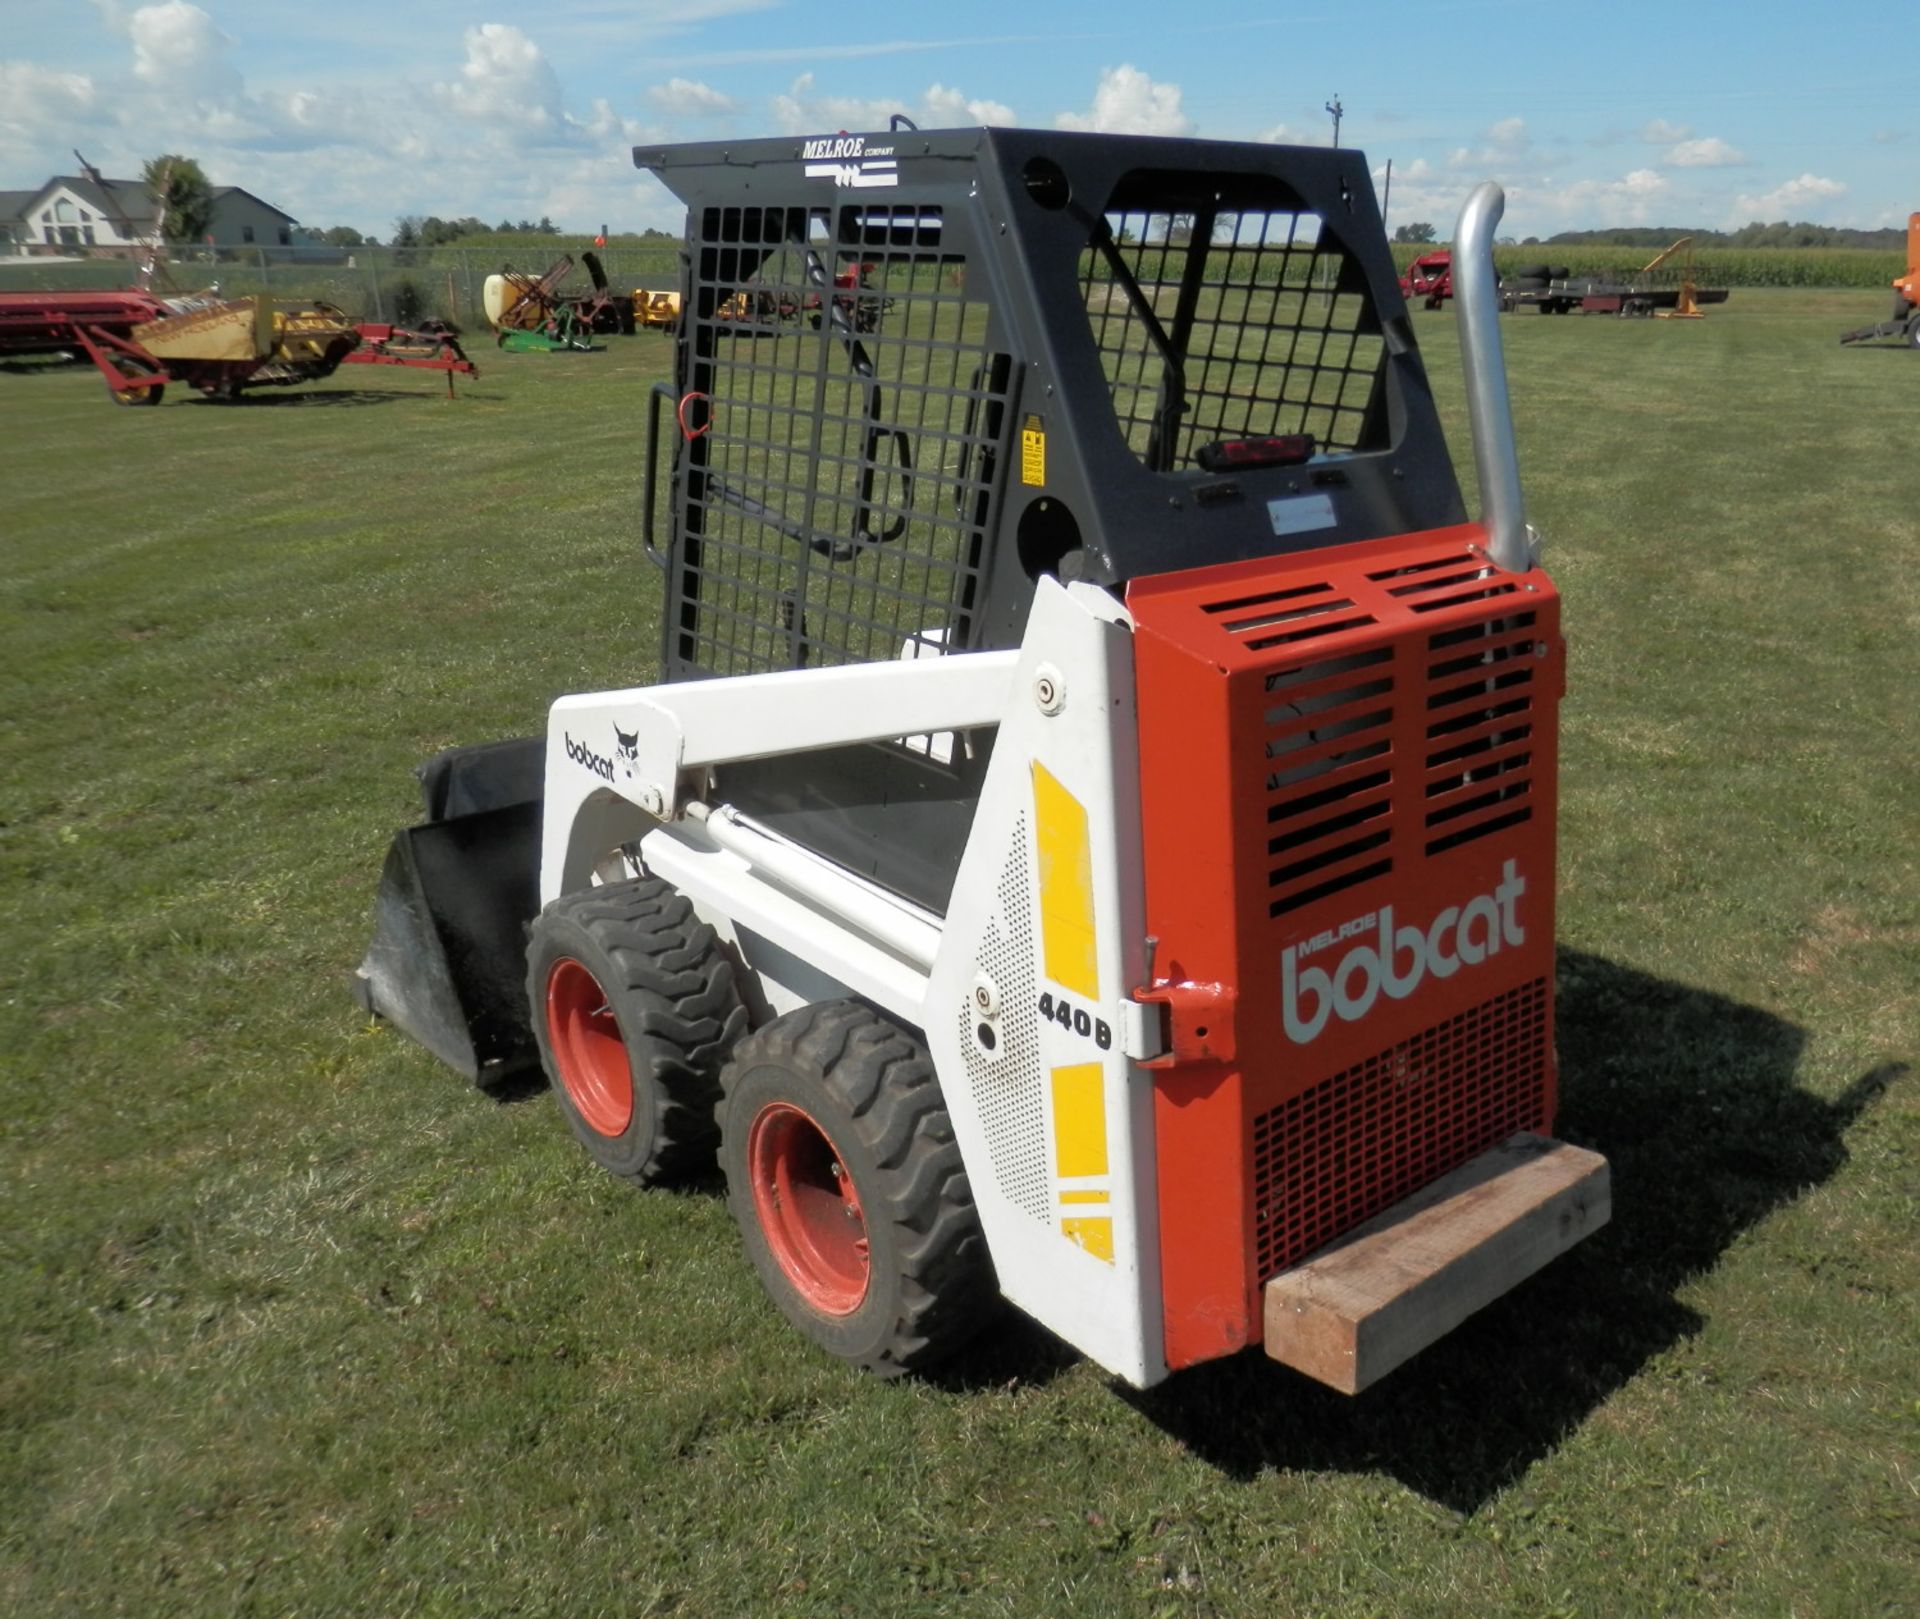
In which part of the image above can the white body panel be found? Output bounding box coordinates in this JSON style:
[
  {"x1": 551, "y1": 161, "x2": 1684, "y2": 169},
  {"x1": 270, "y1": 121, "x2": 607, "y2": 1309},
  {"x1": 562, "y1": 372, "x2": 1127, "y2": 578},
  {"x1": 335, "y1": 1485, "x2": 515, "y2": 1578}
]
[
  {"x1": 922, "y1": 580, "x2": 1165, "y2": 1388},
  {"x1": 536, "y1": 584, "x2": 1166, "y2": 1387}
]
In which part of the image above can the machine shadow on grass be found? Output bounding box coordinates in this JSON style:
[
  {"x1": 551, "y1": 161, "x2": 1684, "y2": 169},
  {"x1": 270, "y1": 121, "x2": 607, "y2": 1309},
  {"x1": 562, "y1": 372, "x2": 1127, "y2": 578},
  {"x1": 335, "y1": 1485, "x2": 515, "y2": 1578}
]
[
  {"x1": 1118, "y1": 947, "x2": 1901, "y2": 1512},
  {"x1": 183, "y1": 388, "x2": 477, "y2": 408},
  {"x1": 479, "y1": 949, "x2": 1898, "y2": 1445}
]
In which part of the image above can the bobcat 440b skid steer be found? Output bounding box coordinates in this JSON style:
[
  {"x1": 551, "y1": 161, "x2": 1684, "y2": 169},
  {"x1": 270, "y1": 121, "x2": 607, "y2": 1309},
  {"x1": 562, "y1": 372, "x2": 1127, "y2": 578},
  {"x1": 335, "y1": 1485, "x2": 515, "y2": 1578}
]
[{"x1": 354, "y1": 128, "x2": 1610, "y2": 1393}]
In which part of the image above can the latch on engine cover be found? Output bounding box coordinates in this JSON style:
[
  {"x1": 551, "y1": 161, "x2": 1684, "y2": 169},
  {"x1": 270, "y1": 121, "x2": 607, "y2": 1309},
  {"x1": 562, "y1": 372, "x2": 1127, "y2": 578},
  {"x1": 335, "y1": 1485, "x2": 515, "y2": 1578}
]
[{"x1": 1132, "y1": 980, "x2": 1237, "y2": 1068}]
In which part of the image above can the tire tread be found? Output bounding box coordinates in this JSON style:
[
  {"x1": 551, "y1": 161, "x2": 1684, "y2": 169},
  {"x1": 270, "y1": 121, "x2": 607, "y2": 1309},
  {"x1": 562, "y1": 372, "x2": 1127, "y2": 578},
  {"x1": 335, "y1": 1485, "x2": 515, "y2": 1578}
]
[
  {"x1": 721, "y1": 1000, "x2": 996, "y2": 1376},
  {"x1": 528, "y1": 876, "x2": 750, "y2": 1183}
]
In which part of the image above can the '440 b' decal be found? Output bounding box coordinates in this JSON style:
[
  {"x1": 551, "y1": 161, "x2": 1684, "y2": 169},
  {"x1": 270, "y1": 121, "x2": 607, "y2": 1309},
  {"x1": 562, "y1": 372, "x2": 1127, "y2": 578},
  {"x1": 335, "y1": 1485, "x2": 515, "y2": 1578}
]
[{"x1": 1037, "y1": 992, "x2": 1113, "y2": 1051}]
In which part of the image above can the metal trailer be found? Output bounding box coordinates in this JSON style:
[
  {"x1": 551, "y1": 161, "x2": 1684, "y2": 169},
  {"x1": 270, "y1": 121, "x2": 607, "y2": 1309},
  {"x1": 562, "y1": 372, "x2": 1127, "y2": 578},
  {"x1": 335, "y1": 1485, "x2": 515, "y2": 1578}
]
[
  {"x1": 1500, "y1": 243, "x2": 1729, "y2": 318},
  {"x1": 355, "y1": 128, "x2": 1609, "y2": 1393},
  {"x1": 1501, "y1": 277, "x2": 1732, "y2": 317}
]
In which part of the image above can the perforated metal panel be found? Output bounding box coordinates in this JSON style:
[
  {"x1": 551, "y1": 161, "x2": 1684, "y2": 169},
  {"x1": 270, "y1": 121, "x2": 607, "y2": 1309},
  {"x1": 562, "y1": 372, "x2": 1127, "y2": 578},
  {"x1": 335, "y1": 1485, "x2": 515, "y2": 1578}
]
[
  {"x1": 1251, "y1": 978, "x2": 1551, "y2": 1276},
  {"x1": 958, "y1": 814, "x2": 1049, "y2": 1222}
]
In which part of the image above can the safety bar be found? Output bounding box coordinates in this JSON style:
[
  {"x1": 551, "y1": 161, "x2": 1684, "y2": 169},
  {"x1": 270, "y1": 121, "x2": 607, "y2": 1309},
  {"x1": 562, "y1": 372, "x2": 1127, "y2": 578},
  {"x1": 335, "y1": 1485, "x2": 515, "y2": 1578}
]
[
  {"x1": 1452, "y1": 182, "x2": 1530, "y2": 573},
  {"x1": 643, "y1": 379, "x2": 674, "y2": 569}
]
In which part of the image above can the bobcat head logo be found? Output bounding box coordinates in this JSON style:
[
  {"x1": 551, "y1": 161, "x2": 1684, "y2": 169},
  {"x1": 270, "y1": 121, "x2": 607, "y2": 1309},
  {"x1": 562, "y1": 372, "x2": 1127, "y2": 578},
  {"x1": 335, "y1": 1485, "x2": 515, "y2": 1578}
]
[{"x1": 613, "y1": 723, "x2": 639, "y2": 778}]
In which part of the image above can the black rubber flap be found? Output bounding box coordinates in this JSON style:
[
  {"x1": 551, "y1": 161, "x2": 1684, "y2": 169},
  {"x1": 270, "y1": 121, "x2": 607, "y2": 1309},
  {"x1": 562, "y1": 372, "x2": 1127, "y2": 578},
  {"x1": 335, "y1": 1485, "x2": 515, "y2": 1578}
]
[{"x1": 352, "y1": 795, "x2": 543, "y2": 1089}]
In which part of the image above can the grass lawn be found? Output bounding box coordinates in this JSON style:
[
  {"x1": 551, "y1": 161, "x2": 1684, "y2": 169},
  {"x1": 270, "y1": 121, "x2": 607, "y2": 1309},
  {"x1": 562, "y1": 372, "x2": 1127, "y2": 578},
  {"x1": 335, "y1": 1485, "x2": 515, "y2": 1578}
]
[{"x1": 2, "y1": 289, "x2": 1915, "y2": 1618}]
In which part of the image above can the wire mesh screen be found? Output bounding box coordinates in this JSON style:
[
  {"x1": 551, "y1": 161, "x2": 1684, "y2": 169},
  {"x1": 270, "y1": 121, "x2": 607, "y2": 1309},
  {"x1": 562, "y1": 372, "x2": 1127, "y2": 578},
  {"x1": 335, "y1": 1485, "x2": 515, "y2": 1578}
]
[
  {"x1": 675, "y1": 203, "x2": 1010, "y2": 678},
  {"x1": 1080, "y1": 209, "x2": 1387, "y2": 470}
]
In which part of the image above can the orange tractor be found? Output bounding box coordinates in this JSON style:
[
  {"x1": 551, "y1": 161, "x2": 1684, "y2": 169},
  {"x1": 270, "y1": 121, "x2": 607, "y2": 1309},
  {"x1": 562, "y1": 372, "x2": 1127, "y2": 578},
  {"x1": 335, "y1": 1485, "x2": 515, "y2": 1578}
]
[{"x1": 1840, "y1": 212, "x2": 1920, "y2": 348}]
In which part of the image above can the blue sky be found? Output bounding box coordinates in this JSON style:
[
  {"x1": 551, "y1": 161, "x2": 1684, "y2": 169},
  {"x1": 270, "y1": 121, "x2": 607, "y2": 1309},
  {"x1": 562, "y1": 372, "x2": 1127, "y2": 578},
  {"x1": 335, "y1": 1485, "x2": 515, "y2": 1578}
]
[{"x1": 1, "y1": 1, "x2": 1906, "y2": 239}]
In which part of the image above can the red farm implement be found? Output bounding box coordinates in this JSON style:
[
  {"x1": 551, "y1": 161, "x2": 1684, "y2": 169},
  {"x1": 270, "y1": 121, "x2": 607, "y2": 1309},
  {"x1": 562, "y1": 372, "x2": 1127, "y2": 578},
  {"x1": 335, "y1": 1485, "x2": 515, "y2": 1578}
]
[
  {"x1": 1398, "y1": 249, "x2": 1454, "y2": 308},
  {"x1": 0, "y1": 290, "x2": 477, "y2": 404}
]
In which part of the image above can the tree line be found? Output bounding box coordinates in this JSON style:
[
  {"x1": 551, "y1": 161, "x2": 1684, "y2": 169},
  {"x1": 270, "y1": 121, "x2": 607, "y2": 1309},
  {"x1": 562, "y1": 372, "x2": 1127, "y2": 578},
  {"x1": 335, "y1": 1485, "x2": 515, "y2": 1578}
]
[{"x1": 1538, "y1": 221, "x2": 1907, "y2": 251}]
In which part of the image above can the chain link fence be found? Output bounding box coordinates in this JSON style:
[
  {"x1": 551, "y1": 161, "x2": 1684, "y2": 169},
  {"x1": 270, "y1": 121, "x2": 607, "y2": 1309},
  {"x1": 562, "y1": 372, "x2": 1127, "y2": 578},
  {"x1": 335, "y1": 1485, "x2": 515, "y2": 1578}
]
[{"x1": 0, "y1": 243, "x2": 686, "y2": 328}]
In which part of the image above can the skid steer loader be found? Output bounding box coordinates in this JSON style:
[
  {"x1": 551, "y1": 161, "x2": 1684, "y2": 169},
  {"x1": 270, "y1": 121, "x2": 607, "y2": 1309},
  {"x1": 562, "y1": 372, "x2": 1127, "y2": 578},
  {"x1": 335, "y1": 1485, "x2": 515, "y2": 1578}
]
[{"x1": 354, "y1": 128, "x2": 1610, "y2": 1393}]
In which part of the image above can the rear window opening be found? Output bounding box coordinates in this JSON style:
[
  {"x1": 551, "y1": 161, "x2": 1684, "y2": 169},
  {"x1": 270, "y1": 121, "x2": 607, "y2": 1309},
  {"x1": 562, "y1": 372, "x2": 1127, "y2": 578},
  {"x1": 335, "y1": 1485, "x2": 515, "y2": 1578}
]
[{"x1": 1078, "y1": 176, "x2": 1390, "y2": 474}]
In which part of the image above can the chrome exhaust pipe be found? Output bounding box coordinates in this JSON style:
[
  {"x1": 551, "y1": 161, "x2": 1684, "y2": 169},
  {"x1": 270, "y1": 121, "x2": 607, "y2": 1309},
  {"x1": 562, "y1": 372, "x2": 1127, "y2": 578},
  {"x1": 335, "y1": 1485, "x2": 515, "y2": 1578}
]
[{"x1": 1453, "y1": 182, "x2": 1531, "y2": 573}]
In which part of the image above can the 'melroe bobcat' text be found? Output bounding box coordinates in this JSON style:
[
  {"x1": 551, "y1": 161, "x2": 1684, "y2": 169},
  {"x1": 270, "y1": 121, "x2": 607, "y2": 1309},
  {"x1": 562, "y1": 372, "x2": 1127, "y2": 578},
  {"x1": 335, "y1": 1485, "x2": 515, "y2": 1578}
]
[{"x1": 1282, "y1": 861, "x2": 1528, "y2": 1043}]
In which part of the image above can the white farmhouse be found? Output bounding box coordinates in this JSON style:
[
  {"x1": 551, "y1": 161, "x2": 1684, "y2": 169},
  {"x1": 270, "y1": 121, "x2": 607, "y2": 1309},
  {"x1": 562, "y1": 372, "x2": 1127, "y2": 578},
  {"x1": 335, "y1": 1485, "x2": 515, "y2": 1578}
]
[{"x1": 2, "y1": 173, "x2": 299, "y2": 255}]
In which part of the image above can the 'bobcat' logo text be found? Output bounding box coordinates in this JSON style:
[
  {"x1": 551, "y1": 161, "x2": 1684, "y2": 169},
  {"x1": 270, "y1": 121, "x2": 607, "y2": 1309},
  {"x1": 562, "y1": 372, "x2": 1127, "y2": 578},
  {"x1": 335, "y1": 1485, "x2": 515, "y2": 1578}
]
[
  {"x1": 1281, "y1": 861, "x2": 1527, "y2": 1044},
  {"x1": 564, "y1": 732, "x2": 614, "y2": 783}
]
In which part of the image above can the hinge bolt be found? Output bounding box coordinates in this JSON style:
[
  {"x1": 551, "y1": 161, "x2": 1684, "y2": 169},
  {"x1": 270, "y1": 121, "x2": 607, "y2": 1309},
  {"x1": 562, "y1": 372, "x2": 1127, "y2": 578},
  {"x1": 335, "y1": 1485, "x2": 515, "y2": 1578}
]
[{"x1": 1034, "y1": 665, "x2": 1065, "y2": 715}]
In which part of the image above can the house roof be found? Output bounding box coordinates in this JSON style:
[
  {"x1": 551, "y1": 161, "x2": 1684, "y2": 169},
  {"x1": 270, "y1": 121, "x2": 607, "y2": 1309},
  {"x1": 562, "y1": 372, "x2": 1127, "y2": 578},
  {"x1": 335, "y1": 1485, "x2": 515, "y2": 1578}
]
[
  {"x1": 0, "y1": 190, "x2": 36, "y2": 223},
  {"x1": 209, "y1": 185, "x2": 299, "y2": 224}
]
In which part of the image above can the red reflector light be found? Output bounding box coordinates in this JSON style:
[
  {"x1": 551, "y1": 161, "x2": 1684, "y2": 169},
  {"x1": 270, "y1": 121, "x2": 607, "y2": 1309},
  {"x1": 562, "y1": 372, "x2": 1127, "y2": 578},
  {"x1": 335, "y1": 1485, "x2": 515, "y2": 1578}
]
[{"x1": 1196, "y1": 434, "x2": 1317, "y2": 472}]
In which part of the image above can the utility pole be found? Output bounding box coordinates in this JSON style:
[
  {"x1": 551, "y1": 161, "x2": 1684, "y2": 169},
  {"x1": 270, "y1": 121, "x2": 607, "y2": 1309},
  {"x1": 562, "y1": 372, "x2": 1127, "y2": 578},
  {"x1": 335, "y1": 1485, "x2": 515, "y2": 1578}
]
[{"x1": 1325, "y1": 94, "x2": 1344, "y2": 149}]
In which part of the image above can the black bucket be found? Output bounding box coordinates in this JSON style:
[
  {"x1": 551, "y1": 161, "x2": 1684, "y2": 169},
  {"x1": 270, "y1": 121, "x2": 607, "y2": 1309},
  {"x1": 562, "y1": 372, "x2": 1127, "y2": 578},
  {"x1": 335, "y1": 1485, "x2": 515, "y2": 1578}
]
[{"x1": 350, "y1": 737, "x2": 546, "y2": 1090}]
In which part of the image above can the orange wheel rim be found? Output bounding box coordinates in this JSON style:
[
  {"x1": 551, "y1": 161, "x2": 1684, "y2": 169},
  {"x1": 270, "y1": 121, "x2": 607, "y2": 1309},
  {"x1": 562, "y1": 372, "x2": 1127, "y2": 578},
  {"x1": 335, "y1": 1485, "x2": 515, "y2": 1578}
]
[
  {"x1": 747, "y1": 1102, "x2": 870, "y2": 1314},
  {"x1": 545, "y1": 958, "x2": 633, "y2": 1137}
]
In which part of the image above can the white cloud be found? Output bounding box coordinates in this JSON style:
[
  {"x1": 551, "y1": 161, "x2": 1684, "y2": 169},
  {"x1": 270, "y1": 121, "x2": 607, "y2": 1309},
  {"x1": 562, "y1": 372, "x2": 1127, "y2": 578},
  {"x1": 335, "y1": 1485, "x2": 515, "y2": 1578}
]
[
  {"x1": 433, "y1": 23, "x2": 564, "y2": 130},
  {"x1": 1485, "y1": 116, "x2": 1529, "y2": 152},
  {"x1": 1055, "y1": 65, "x2": 1192, "y2": 137},
  {"x1": 1448, "y1": 117, "x2": 1532, "y2": 171},
  {"x1": 0, "y1": 13, "x2": 711, "y2": 236},
  {"x1": 0, "y1": 62, "x2": 98, "y2": 144},
  {"x1": 1733, "y1": 172, "x2": 1848, "y2": 219},
  {"x1": 583, "y1": 98, "x2": 654, "y2": 144},
  {"x1": 128, "y1": 1, "x2": 240, "y2": 103},
  {"x1": 923, "y1": 82, "x2": 1017, "y2": 127},
  {"x1": 771, "y1": 72, "x2": 1014, "y2": 135},
  {"x1": 1375, "y1": 157, "x2": 1434, "y2": 183},
  {"x1": 1510, "y1": 167, "x2": 1671, "y2": 227},
  {"x1": 646, "y1": 77, "x2": 737, "y2": 118},
  {"x1": 1871, "y1": 129, "x2": 1903, "y2": 145},
  {"x1": 1664, "y1": 136, "x2": 1745, "y2": 168},
  {"x1": 1257, "y1": 122, "x2": 1315, "y2": 146},
  {"x1": 1639, "y1": 118, "x2": 1691, "y2": 144}
]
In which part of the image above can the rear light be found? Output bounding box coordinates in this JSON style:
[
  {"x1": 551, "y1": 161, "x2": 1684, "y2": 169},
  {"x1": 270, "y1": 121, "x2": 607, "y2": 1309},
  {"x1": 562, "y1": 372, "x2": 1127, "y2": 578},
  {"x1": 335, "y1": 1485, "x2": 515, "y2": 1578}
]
[{"x1": 1196, "y1": 434, "x2": 1316, "y2": 472}]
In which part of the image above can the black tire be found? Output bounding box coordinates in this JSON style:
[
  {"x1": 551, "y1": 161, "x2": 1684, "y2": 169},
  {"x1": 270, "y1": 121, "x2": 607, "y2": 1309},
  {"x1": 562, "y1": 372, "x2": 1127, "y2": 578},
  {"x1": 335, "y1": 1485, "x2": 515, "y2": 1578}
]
[
  {"x1": 719, "y1": 1001, "x2": 996, "y2": 1378},
  {"x1": 526, "y1": 876, "x2": 749, "y2": 1184},
  {"x1": 1906, "y1": 311, "x2": 1920, "y2": 350}
]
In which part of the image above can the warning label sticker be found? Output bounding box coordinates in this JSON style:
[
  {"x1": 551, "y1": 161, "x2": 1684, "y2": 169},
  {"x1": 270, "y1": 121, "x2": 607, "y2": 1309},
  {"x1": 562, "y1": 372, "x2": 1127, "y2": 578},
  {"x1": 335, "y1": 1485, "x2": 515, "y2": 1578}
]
[{"x1": 1020, "y1": 413, "x2": 1046, "y2": 486}]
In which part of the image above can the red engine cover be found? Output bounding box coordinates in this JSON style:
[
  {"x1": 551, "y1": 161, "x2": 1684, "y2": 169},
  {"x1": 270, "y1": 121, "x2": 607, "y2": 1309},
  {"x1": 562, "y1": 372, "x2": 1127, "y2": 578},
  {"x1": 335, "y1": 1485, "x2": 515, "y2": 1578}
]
[{"x1": 1128, "y1": 524, "x2": 1564, "y2": 1371}]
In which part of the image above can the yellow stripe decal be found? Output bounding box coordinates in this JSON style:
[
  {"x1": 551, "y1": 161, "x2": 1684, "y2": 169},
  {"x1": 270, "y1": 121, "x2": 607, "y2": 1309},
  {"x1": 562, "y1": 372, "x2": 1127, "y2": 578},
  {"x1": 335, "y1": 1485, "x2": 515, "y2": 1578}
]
[
  {"x1": 1031, "y1": 761, "x2": 1099, "y2": 999},
  {"x1": 1061, "y1": 1216, "x2": 1115, "y2": 1262},
  {"x1": 1051, "y1": 1062, "x2": 1108, "y2": 1180},
  {"x1": 1058, "y1": 1189, "x2": 1109, "y2": 1206}
]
